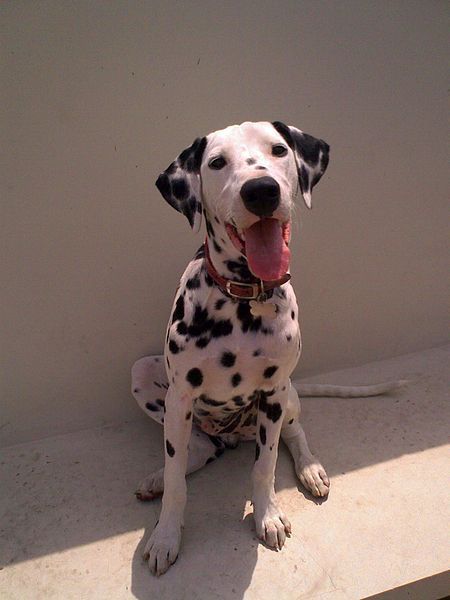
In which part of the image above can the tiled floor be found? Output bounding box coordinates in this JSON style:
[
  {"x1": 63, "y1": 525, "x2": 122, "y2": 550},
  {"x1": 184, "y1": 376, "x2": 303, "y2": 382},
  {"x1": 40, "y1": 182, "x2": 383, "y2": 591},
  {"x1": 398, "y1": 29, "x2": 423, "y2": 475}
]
[{"x1": 1, "y1": 345, "x2": 449, "y2": 599}]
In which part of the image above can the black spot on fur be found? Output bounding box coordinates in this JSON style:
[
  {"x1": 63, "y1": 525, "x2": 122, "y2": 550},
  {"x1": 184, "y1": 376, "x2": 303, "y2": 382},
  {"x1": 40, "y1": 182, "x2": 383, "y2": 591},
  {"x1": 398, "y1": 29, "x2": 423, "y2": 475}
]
[
  {"x1": 268, "y1": 402, "x2": 282, "y2": 423},
  {"x1": 198, "y1": 395, "x2": 227, "y2": 407},
  {"x1": 145, "y1": 402, "x2": 158, "y2": 412},
  {"x1": 184, "y1": 304, "x2": 233, "y2": 344},
  {"x1": 211, "y1": 319, "x2": 233, "y2": 338},
  {"x1": 208, "y1": 435, "x2": 224, "y2": 448},
  {"x1": 221, "y1": 351, "x2": 236, "y2": 367},
  {"x1": 253, "y1": 349, "x2": 262, "y2": 357},
  {"x1": 292, "y1": 129, "x2": 326, "y2": 166},
  {"x1": 219, "y1": 412, "x2": 243, "y2": 434},
  {"x1": 186, "y1": 411, "x2": 192, "y2": 420},
  {"x1": 248, "y1": 390, "x2": 260, "y2": 404},
  {"x1": 166, "y1": 440, "x2": 175, "y2": 457},
  {"x1": 186, "y1": 368, "x2": 203, "y2": 387},
  {"x1": 171, "y1": 178, "x2": 189, "y2": 200},
  {"x1": 185, "y1": 196, "x2": 198, "y2": 227},
  {"x1": 177, "y1": 321, "x2": 188, "y2": 335},
  {"x1": 261, "y1": 327, "x2": 274, "y2": 335},
  {"x1": 205, "y1": 216, "x2": 215, "y2": 238},
  {"x1": 179, "y1": 136, "x2": 207, "y2": 172},
  {"x1": 243, "y1": 413, "x2": 254, "y2": 427},
  {"x1": 258, "y1": 393, "x2": 282, "y2": 423},
  {"x1": 264, "y1": 365, "x2": 278, "y2": 378},
  {"x1": 231, "y1": 373, "x2": 242, "y2": 387},
  {"x1": 187, "y1": 305, "x2": 214, "y2": 337},
  {"x1": 197, "y1": 408, "x2": 210, "y2": 417},
  {"x1": 194, "y1": 245, "x2": 205, "y2": 260},
  {"x1": 156, "y1": 399, "x2": 165, "y2": 407},
  {"x1": 286, "y1": 334, "x2": 292, "y2": 341},
  {"x1": 291, "y1": 310, "x2": 295, "y2": 320},
  {"x1": 133, "y1": 388, "x2": 140, "y2": 394},
  {"x1": 224, "y1": 260, "x2": 253, "y2": 281},
  {"x1": 215, "y1": 299, "x2": 226, "y2": 310},
  {"x1": 212, "y1": 239, "x2": 222, "y2": 254},
  {"x1": 299, "y1": 164, "x2": 310, "y2": 197},
  {"x1": 186, "y1": 274, "x2": 201, "y2": 289},
  {"x1": 232, "y1": 395, "x2": 245, "y2": 406},
  {"x1": 236, "y1": 302, "x2": 262, "y2": 333},
  {"x1": 206, "y1": 456, "x2": 216, "y2": 465},
  {"x1": 288, "y1": 418, "x2": 294, "y2": 424},
  {"x1": 195, "y1": 336, "x2": 209, "y2": 348},
  {"x1": 259, "y1": 424, "x2": 267, "y2": 445},
  {"x1": 204, "y1": 272, "x2": 214, "y2": 287},
  {"x1": 156, "y1": 173, "x2": 171, "y2": 200},
  {"x1": 255, "y1": 442, "x2": 260, "y2": 461},
  {"x1": 169, "y1": 339, "x2": 182, "y2": 354}
]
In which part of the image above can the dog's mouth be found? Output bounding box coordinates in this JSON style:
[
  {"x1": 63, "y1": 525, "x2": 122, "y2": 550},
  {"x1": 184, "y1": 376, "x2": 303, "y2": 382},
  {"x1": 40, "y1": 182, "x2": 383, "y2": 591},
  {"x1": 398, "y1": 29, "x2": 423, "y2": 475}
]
[{"x1": 225, "y1": 219, "x2": 291, "y2": 281}]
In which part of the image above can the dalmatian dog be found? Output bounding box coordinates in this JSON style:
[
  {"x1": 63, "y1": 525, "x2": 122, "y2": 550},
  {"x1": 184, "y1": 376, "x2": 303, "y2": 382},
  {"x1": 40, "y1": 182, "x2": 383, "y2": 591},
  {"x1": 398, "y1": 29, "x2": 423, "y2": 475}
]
[{"x1": 132, "y1": 121, "x2": 404, "y2": 575}]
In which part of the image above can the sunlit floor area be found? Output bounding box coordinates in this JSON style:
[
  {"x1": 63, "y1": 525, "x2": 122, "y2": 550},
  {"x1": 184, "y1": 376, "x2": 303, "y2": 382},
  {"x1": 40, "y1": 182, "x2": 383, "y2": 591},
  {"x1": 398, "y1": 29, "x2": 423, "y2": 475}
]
[{"x1": 1, "y1": 345, "x2": 449, "y2": 599}]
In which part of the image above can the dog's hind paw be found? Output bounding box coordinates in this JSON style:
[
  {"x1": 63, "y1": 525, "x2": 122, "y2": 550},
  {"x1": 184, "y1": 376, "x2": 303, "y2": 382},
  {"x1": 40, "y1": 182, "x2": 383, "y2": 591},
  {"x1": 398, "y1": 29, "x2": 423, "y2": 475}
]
[{"x1": 135, "y1": 469, "x2": 164, "y2": 501}]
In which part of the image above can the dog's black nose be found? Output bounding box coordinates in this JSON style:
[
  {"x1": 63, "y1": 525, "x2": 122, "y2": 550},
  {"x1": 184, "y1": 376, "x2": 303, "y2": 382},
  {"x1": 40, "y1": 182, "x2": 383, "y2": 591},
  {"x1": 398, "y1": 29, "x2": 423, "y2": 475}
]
[{"x1": 240, "y1": 176, "x2": 280, "y2": 217}]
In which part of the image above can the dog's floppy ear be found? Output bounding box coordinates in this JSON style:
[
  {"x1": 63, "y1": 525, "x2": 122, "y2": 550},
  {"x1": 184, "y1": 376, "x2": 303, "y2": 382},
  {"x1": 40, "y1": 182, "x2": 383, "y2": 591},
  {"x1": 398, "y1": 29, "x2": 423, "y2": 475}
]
[
  {"x1": 272, "y1": 121, "x2": 329, "y2": 209},
  {"x1": 155, "y1": 136, "x2": 207, "y2": 232}
]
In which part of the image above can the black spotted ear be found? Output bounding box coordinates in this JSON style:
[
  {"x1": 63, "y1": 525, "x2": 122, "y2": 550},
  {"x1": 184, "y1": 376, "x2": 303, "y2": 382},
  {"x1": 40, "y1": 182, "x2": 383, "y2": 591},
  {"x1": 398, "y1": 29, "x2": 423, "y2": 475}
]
[
  {"x1": 155, "y1": 136, "x2": 207, "y2": 231},
  {"x1": 272, "y1": 121, "x2": 329, "y2": 209}
]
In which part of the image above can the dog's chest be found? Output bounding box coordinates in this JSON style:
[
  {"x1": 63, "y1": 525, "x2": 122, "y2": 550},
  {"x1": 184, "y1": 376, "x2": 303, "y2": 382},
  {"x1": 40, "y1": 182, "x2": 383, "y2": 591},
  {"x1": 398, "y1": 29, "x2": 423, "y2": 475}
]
[{"x1": 165, "y1": 259, "x2": 301, "y2": 437}]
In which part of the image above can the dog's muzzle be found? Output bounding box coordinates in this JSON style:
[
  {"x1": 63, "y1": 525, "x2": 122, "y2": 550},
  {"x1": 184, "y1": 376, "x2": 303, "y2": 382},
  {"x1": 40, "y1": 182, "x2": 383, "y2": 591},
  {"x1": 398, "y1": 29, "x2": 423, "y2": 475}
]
[{"x1": 240, "y1": 176, "x2": 280, "y2": 217}]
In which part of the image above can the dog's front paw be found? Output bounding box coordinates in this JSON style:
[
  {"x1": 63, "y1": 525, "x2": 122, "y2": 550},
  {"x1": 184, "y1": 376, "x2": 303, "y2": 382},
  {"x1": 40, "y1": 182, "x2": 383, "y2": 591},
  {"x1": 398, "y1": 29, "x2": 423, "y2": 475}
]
[
  {"x1": 297, "y1": 460, "x2": 330, "y2": 498},
  {"x1": 253, "y1": 498, "x2": 291, "y2": 550},
  {"x1": 143, "y1": 521, "x2": 182, "y2": 576}
]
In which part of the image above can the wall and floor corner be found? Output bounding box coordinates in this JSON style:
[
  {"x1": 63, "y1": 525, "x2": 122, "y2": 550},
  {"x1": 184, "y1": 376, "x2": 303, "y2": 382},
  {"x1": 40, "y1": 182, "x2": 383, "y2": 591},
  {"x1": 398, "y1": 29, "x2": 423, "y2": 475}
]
[{"x1": 1, "y1": 1, "x2": 448, "y2": 447}]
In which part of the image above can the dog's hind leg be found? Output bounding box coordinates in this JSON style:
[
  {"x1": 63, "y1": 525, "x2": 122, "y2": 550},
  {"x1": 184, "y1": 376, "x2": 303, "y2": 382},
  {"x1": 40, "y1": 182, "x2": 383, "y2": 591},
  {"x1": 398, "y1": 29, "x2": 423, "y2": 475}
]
[
  {"x1": 135, "y1": 427, "x2": 225, "y2": 501},
  {"x1": 132, "y1": 355, "x2": 168, "y2": 423},
  {"x1": 281, "y1": 382, "x2": 330, "y2": 498}
]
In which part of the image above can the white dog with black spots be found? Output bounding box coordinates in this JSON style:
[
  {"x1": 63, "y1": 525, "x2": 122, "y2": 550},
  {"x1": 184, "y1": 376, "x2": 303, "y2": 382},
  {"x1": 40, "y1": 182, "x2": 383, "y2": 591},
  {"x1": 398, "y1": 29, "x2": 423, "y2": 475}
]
[{"x1": 132, "y1": 121, "x2": 405, "y2": 575}]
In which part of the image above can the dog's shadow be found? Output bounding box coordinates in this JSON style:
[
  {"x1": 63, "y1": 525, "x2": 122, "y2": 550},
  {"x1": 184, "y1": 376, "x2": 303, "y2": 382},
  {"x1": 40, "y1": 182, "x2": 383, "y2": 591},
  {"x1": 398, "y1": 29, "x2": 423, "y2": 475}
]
[{"x1": 130, "y1": 443, "x2": 261, "y2": 599}]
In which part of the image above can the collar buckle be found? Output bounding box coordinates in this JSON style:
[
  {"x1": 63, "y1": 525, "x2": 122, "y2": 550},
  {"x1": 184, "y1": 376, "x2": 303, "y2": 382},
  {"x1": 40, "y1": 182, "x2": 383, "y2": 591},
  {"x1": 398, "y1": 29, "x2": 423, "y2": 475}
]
[{"x1": 225, "y1": 280, "x2": 261, "y2": 300}]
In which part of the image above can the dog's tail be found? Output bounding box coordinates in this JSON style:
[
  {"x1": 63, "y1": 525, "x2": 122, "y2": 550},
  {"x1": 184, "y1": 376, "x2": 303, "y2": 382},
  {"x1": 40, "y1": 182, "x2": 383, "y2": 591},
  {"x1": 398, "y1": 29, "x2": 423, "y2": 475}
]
[{"x1": 292, "y1": 379, "x2": 409, "y2": 398}]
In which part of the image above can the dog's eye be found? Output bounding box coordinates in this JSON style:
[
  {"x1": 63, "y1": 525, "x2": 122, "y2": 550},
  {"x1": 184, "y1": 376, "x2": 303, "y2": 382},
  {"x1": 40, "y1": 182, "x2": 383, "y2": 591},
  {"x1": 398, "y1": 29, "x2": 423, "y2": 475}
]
[
  {"x1": 208, "y1": 156, "x2": 227, "y2": 170},
  {"x1": 272, "y1": 144, "x2": 288, "y2": 157}
]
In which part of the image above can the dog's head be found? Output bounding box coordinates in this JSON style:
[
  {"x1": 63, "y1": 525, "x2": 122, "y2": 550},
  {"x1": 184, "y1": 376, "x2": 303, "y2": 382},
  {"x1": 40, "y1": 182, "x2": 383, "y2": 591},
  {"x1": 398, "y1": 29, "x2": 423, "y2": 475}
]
[{"x1": 156, "y1": 121, "x2": 329, "y2": 280}]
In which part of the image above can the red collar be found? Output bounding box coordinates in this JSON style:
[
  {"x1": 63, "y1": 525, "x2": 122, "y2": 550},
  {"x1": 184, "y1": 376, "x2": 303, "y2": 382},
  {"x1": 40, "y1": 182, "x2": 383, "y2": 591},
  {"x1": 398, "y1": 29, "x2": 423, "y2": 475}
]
[{"x1": 204, "y1": 239, "x2": 291, "y2": 301}]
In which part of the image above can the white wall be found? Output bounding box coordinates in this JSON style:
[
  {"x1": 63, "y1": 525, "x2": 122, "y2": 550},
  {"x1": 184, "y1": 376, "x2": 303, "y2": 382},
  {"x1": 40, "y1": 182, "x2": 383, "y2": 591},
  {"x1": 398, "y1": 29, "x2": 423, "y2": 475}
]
[{"x1": 1, "y1": 1, "x2": 448, "y2": 446}]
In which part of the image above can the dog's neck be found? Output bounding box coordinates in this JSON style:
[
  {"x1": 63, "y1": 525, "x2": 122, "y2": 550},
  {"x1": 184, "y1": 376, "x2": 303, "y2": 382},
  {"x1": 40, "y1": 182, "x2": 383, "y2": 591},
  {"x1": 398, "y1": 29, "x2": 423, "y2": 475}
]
[{"x1": 203, "y1": 212, "x2": 256, "y2": 283}]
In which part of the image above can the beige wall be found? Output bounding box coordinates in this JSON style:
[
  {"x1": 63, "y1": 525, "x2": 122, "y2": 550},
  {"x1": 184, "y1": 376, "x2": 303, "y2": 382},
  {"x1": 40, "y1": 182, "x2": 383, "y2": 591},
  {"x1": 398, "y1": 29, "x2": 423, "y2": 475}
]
[{"x1": 1, "y1": 1, "x2": 448, "y2": 446}]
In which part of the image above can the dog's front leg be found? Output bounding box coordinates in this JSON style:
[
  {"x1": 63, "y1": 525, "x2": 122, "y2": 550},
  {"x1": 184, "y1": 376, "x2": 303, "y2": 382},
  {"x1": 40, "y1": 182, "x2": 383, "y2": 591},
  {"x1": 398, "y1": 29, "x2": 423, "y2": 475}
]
[
  {"x1": 143, "y1": 386, "x2": 193, "y2": 576},
  {"x1": 252, "y1": 385, "x2": 291, "y2": 550}
]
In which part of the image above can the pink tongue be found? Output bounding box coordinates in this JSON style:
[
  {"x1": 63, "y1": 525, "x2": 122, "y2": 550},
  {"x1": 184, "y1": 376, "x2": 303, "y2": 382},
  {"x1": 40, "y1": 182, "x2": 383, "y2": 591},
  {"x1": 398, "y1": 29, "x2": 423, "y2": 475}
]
[{"x1": 244, "y1": 219, "x2": 290, "y2": 280}]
